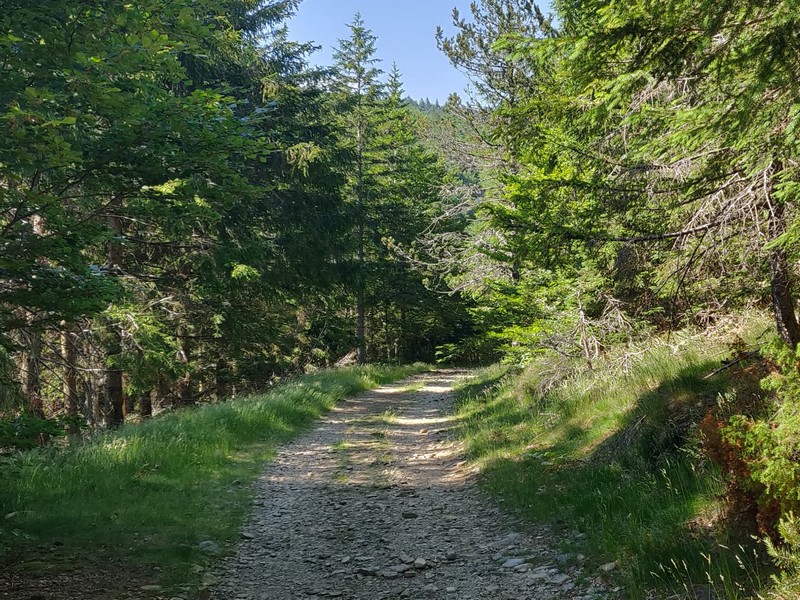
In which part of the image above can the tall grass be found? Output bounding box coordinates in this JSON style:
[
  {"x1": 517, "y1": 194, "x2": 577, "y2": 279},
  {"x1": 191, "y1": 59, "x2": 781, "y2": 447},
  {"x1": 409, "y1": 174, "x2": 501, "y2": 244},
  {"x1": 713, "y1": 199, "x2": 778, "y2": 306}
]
[
  {"x1": 0, "y1": 364, "x2": 427, "y2": 583},
  {"x1": 455, "y1": 315, "x2": 772, "y2": 598}
]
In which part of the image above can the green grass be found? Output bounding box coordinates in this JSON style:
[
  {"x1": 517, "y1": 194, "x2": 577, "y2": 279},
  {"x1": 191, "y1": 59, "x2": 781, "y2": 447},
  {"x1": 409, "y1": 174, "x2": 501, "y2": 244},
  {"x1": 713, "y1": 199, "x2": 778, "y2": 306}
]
[
  {"x1": 398, "y1": 381, "x2": 426, "y2": 393},
  {"x1": 0, "y1": 363, "x2": 427, "y2": 591},
  {"x1": 355, "y1": 409, "x2": 399, "y2": 426},
  {"x1": 455, "y1": 316, "x2": 773, "y2": 599}
]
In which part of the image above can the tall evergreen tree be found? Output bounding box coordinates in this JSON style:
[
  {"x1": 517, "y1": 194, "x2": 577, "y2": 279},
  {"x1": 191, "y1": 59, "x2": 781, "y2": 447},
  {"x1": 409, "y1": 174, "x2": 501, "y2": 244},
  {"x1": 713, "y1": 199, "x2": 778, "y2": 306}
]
[{"x1": 333, "y1": 14, "x2": 384, "y2": 364}]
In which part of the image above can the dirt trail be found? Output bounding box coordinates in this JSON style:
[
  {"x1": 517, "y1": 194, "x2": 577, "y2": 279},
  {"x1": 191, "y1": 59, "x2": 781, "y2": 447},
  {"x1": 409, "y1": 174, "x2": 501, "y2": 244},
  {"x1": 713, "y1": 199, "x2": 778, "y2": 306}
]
[{"x1": 213, "y1": 370, "x2": 611, "y2": 600}]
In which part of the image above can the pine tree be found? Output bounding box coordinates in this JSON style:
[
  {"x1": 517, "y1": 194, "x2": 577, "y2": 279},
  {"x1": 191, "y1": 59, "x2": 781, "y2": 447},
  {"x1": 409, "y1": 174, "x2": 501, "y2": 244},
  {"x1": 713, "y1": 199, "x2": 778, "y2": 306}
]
[{"x1": 333, "y1": 14, "x2": 384, "y2": 364}]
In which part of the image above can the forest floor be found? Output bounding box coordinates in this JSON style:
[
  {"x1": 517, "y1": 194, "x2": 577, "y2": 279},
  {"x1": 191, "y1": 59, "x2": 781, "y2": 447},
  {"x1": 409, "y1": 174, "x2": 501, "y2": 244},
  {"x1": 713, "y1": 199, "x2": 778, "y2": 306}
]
[{"x1": 210, "y1": 369, "x2": 613, "y2": 600}]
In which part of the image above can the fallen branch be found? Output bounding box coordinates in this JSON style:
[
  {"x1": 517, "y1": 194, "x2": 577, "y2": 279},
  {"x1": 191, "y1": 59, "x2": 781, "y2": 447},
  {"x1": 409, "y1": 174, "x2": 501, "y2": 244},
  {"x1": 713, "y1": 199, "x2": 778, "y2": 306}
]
[{"x1": 702, "y1": 350, "x2": 761, "y2": 380}]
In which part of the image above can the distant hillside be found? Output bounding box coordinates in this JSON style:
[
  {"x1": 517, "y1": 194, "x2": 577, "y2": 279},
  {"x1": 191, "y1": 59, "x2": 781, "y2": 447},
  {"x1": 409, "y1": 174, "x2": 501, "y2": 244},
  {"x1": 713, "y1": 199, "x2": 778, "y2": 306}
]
[{"x1": 406, "y1": 97, "x2": 446, "y2": 117}]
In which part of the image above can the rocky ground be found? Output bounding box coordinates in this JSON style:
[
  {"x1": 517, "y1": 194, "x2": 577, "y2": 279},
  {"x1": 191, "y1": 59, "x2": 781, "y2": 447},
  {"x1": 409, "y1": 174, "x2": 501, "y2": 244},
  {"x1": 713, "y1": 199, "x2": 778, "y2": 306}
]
[{"x1": 212, "y1": 369, "x2": 616, "y2": 600}]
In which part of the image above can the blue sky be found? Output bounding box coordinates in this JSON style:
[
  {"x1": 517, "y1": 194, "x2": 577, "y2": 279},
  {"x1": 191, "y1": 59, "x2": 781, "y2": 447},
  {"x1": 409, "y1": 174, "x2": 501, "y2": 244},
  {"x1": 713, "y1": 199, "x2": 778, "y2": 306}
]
[{"x1": 288, "y1": 0, "x2": 474, "y2": 103}]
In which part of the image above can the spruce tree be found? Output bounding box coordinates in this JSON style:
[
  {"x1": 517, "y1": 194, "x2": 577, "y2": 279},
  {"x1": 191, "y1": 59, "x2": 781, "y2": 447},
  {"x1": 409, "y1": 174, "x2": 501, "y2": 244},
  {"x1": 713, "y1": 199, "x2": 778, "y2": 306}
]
[{"x1": 333, "y1": 14, "x2": 384, "y2": 364}]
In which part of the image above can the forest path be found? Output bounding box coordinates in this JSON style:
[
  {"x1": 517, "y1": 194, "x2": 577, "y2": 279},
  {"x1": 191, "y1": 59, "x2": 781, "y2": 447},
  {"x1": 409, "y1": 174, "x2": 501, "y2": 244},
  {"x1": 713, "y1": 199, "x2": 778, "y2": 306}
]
[{"x1": 212, "y1": 369, "x2": 609, "y2": 600}]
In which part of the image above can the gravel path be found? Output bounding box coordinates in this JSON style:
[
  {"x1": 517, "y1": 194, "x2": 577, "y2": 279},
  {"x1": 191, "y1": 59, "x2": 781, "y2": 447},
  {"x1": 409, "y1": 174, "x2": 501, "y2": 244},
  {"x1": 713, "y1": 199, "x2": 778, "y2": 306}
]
[{"x1": 213, "y1": 369, "x2": 613, "y2": 600}]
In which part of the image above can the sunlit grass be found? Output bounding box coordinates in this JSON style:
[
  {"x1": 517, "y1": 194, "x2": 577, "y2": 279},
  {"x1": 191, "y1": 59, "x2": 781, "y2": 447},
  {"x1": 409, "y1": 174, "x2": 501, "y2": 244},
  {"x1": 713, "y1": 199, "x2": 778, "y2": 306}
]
[
  {"x1": 0, "y1": 363, "x2": 428, "y2": 590},
  {"x1": 398, "y1": 381, "x2": 426, "y2": 393},
  {"x1": 455, "y1": 315, "x2": 772, "y2": 599},
  {"x1": 355, "y1": 409, "x2": 399, "y2": 426}
]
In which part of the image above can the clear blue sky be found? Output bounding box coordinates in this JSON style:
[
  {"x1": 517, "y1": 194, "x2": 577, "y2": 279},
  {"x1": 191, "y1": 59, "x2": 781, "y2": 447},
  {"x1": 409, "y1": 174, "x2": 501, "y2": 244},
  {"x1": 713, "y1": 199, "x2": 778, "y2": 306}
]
[{"x1": 288, "y1": 0, "x2": 473, "y2": 103}]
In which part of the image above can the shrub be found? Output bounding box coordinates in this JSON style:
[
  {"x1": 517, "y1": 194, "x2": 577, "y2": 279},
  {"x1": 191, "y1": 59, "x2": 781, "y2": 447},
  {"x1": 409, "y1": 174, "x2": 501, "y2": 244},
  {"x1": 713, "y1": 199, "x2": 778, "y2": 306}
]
[{"x1": 0, "y1": 414, "x2": 68, "y2": 451}]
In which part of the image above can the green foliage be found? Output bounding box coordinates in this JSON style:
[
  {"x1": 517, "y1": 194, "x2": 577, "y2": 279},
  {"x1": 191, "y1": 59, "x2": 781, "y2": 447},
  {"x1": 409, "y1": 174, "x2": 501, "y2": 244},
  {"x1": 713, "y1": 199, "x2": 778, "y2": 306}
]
[
  {"x1": 0, "y1": 415, "x2": 70, "y2": 451},
  {"x1": 765, "y1": 514, "x2": 800, "y2": 599},
  {"x1": 1, "y1": 0, "x2": 278, "y2": 352},
  {"x1": 718, "y1": 340, "x2": 800, "y2": 546},
  {"x1": 435, "y1": 336, "x2": 503, "y2": 366},
  {"x1": 435, "y1": 0, "x2": 800, "y2": 595},
  {"x1": 432, "y1": 0, "x2": 800, "y2": 366}
]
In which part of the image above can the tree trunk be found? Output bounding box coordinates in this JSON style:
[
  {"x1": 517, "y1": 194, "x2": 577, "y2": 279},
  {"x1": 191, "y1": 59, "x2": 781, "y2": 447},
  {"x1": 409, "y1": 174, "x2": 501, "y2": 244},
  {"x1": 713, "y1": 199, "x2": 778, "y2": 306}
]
[
  {"x1": 768, "y1": 185, "x2": 800, "y2": 349},
  {"x1": 176, "y1": 373, "x2": 193, "y2": 405},
  {"x1": 105, "y1": 208, "x2": 125, "y2": 427},
  {"x1": 357, "y1": 294, "x2": 366, "y2": 364},
  {"x1": 140, "y1": 390, "x2": 153, "y2": 419},
  {"x1": 21, "y1": 212, "x2": 46, "y2": 418},
  {"x1": 399, "y1": 307, "x2": 408, "y2": 363},
  {"x1": 20, "y1": 330, "x2": 43, "y2": 418},
  {"x1": 124, "y1": 374, "x2": 135, "y2": 417},
  {"x1": 384, "y1": 302, "x2": 391, "y2": 362},
  {"x1": 61, "y1": 324, "x2": 80, "y2": 433},
  {"x1": 356, "y1": 115, "x2": 366, "y2": 365},
  {"x1": 105, "y1": 333, "x2": 125, "y2": 428},
  {"x1": 155, "y1": 374, "x2": 168, "y2": 412},
  {"x1": 91, "y1": 370, "x2": 103, "y2": 426},
  {"x1": 106, "y1": 372, "x2": 124, "y2": 427},
  {"x1": 216, "y1": 357, "x2": 229, "y2": 401},
  {"x1": 176, "y1": 332, "x2": 194, "y2": 406}
]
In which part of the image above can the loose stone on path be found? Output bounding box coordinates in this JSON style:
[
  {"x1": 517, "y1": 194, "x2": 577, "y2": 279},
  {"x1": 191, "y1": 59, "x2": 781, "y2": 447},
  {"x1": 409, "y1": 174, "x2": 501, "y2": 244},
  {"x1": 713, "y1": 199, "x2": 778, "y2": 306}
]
[{"x1": 211, "y1": 370, "x2": 610, "y2": 599}]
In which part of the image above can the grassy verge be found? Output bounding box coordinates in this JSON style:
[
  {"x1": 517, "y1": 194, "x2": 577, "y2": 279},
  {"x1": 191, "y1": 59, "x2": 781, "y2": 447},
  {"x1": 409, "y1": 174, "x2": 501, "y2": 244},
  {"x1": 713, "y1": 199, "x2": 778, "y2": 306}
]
[
  {"x1": 455, "y1": 316, "x2": 773, "y2": 599},
  {"x1": 0, "y1": 363, "x2": 427, "y2": 592}
]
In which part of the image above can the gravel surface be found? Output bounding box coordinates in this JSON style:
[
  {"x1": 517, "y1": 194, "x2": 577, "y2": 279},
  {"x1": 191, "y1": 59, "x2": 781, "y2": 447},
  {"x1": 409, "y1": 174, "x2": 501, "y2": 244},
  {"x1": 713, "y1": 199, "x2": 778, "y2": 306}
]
[{"x1": 212, "y1": 369, "x2": 614, "y2": 600}]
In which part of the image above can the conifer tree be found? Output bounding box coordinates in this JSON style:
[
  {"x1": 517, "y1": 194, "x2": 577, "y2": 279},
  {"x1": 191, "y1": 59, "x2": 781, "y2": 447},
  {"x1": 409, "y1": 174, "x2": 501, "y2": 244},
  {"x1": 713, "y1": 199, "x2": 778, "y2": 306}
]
[{"x1": 333, "y1": 14, "x2": 384, "y2": 364}]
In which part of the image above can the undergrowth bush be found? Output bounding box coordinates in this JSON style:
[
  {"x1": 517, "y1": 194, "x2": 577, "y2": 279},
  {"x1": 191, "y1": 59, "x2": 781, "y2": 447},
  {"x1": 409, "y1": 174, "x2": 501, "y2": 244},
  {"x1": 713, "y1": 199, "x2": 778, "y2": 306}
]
[
  {"x1": 698, "y1": 357, "x2": 778, "y2": 538},
  {"x1": 704, "y1": 338, "x2": 800, "y2": 597},
  {"x1": 0, "y1": 414, "x2": 72, "y2": 450}
]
